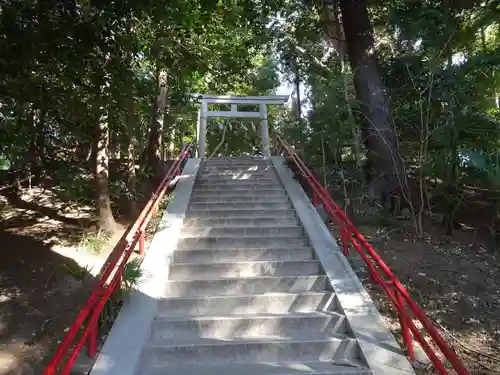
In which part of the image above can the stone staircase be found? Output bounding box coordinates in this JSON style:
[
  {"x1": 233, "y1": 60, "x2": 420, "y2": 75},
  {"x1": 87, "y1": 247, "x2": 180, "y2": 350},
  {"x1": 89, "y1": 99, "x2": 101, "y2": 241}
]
[{"x1": 136, "y1": 157, "x2": 373, "y2": 375}]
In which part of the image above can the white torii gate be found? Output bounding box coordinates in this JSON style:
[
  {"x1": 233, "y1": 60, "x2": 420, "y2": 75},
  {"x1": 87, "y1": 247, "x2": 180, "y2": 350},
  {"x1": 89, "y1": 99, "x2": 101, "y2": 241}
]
[{"x1": 195, "y1": 94, "x2": 290, "y2": 158}]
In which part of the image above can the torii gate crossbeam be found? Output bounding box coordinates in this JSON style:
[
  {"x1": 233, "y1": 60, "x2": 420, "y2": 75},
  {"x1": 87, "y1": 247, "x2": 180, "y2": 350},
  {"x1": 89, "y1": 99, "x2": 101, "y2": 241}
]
[{"x1": 195, "y1": 94, "x2": 290, "y2": 158}]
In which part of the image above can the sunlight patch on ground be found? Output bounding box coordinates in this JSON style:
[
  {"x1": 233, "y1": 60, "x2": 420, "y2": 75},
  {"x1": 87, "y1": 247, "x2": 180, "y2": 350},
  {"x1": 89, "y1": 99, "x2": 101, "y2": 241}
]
[
  {"x1": 1, "y1": 186, "x2": 109, "y2": 275},
  {"x1": 0, "y1": 288, "x2": 21, "y2": 303},
  {"x1": 2, "y1": 187, "x2": 92, "y2": 232},
  {"x1": 0, "y1": 352, "x2": 18, "y2": 375},
  {"x1": 19, "y1": 187, "x2": 93, "y2": 219},
  {"x1": 51, "y1": 245, "x2": 106, "y2": 277}
]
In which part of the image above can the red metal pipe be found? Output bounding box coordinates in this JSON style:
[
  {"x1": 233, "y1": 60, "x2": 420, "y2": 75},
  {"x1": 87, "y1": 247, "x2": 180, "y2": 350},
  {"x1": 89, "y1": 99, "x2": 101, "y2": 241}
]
[
  {"x1": 43, "y1": 143, "x2": 194, "y2": 375},
  {"x1": 139, "y1": 231, "x2": 145, "y2": 258},
  {"x1": 61, "y1": 278, "x2": 120, "y2": 375},
  {"x1": 276, "y1": 136, "x2": 469, "y2": 375},
  {"x1": 287, "y1": 149, "x2": 468, "y2": 372},
  {"x1": 398, "y1": 293, "x2": 415, "y2": 360},
  {"x1": 87, "y1": 309, "x2": 98, "y2": 358}
]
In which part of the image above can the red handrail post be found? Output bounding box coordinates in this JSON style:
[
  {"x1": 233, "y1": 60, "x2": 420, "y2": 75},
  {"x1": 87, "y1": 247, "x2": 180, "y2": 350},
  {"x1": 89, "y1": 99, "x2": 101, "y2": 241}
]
[
  {"x1": 139, "y1": 230, "x2": 145, "y2": 258},
  {"x1": 87, "y1": 308, "x2": 98, "y2": 358},
  {"x1": 274, "y1": 136, "x2": 471, "y2": 375},
  {"x1": 397, "y1": 293, "x2": 415, "y2": 360},
  {"x1": 41, "y1": 142, "x2": 195, "y2": 375}
]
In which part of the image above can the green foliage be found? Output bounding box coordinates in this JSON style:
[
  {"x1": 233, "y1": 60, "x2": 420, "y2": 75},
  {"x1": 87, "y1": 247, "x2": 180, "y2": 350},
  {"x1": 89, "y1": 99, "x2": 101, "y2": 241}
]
[
  {"x1": 80, "y1": 230, "x2": 112, "y2": 254},
  {"x1": 61, "y1": 263, "x2": 93, "y2": 281},
  {"x1": 122, "y1": 258, "x2": 144, "y2": 292}
]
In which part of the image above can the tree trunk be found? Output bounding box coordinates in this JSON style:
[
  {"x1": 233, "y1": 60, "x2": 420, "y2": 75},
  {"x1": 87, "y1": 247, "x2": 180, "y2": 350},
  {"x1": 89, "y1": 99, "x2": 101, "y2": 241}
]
[
  {"x1": 95, "y1": 85, "x2": 116, "y2": 232},
  {"x1": 442, "y1": 53, "x2": 459, "y2": 235},
  {"x1": 294, "y1": 61, "x2": 301, "y2": 121},
  {"x1": 322, "y1": 2, "x2": 364, "y2": 183},
  {"x1": 28, "y1": 107, "x2": 45, "y2": 184},
  {"x1": 32, "y1": 108, "x2": 45, "y2": 165},
  {"x1": 168, "y1": 127, "x2": 176, "y2": 160},
  {"x1": 339, "y1": 0, "x2": 407, "y2": 207},
  {"x1": 146, "y1": 68, "x2": 168, "y2": 176},
  {"x1": 126, "y1": 98, "x2": 138, "y2": 216}
]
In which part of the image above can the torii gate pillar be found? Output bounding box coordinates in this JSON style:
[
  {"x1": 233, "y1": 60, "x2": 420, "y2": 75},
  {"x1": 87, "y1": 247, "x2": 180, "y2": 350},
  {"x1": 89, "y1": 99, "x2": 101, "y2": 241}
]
[{"x1": 195, "y1": 95, "x2": 290, "y2": 158}]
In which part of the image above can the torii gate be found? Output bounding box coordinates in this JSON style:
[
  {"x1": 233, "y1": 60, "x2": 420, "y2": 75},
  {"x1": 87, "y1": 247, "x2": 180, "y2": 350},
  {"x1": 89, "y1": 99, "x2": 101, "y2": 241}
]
[{"x1": 195, "y1": 94, "x2": 290, "y2": 158}]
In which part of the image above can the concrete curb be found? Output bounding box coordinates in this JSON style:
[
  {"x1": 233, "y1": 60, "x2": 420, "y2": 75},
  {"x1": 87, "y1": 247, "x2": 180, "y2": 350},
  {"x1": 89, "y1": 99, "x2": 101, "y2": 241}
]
[
  {"x1": 89, "y1": 158, "x2": 200, "y2": 375},
  {"x1": 271, "y1": 156, "x2": 415, "y2": 375}
]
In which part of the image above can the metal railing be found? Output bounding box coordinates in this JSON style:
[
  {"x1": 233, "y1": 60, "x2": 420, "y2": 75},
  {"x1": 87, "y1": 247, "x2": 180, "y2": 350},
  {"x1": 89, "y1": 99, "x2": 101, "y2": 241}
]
[
  {"x1": 43, "y1": 142, "x2": 194, "y2": 375},
  {"x1": 275, "y1": 135, "x2": 469, "y2": 375}
]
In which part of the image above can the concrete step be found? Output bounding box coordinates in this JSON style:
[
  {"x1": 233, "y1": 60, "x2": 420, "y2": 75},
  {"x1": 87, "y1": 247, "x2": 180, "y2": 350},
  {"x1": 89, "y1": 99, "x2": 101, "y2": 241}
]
[
  {"x1": 151, "y1": 312, "x2": 348, "y2": 341},
  {"x1": 144, "y1": 335, "x2": 360, "y2": 365},
  {"x1": 169, "y1": 260, "x2": 322, "y2": 280},
  {"x1": 193, "y1": 185, "x2": 285, "y2": 192},
  {"x1": 177, "y1": 236, "x2": 310, "y2": 250},
  {"x1": 203, "y1": 159, "x2": 269, "y2": 165},
  {"x1": 186, "y1": 208, "x2": 296, "y2": 219},
  {"x1": 201, "y1": 164, "x2": 273, "y2": 170},
  {"x1": 201, "y1": 164, "x2": 271, "y2": 170},
  {"x1": 189, "y1": 195, "x2": 289, "y2": 203},
  {"x1": 203, "y1": 157, "x2": 269, "y2": 162},
  {"x1": 182, "y1": 217, "x2": 301, "y2": 228},
  {"x1": 198, "y1": 173, "x2": 277, "y2": 180},
  {"x1": 188, "y1": 201, "x2": 292, "y2": 211},
  {"x1": 158, "y1": 292, "x2": 337, "y2": 318},
  {"x1": 195, "y1": 177, "x2": 282, "y2": 187},
  {"x1": 190, "y1": 190, "x2": 287, "y2": 199},
  {"x1": 172, "y1": 246, "x2": 315, "y2": 263},
  {"x1": 204, "y1": 156, "x2": 268, "y2": 160},
  {"x1": 139, "y1": 360, "x2": 372, "y2": 375},
  {"x1": 195, "y1": 182, "x2": 283, "y2": 190},
  {"x1": 196, "y1": 173, "x2": 279, "y2": 182},
  {"x1": 164, "y1": 276, "x2": 330, "y2": 297},
  {"x1": 200, "y1": 169, "x2": 275, "y2": 174},
  {"x1": 181, "y1": 226, "x2": 303, "y2": 238}
]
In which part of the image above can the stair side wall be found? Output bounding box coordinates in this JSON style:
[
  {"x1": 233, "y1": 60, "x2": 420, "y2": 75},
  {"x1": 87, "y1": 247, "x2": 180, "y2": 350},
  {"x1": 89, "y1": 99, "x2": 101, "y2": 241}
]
[
  {"x1": 89, "y1": 158, "x2": 201, "y2": 375},
  {"x1": 271, "y1": 156, "x2": 415, "y2": 375}
]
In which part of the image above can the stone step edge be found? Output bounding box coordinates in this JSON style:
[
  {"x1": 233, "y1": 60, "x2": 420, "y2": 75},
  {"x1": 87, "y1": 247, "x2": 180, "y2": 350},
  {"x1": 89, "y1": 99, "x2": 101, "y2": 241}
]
[
  {"x1": 186, "y1": 208, "x2": 295, "y2": 212},
  {"x1": 173, "y1": 246, "x2": 313, "y2": 252},
  {"x1": 164, "y1": 275, "x2": 326, "y2": 283},
  {"x1": 147, "y1": 335, "x2": 355, "y2": 348},
  {"x1": 170, "y1": 259, "x2": 319, "y2": 266},
  {"x1": 181, "y1": 223, "x2": 302, "y2": 228},
  {"x1": 139, "y1": 361, "x2": 371, "y2": 375},
  {"x1": 151, "y1": 311, "x2": 339, "y2": 323},
  {"x1": 179, "y1": 235, "x2": 310, "y2": 240},
  {"x1": 160, "y1": 291, "x2": 332, "y2": 301}
]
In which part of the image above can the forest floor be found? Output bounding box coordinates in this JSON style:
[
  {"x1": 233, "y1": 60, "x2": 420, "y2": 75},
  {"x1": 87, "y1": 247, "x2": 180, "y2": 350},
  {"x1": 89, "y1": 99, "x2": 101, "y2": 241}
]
[
  {"x1": 338, "y1": 203, "x2": 500, "y2": 375},
  {"x1": 0, "y1": 185, "x2": 129, "y2": 375},
  {"x1": 1, "y1": 174, "x2": 500, "y2": 375}
]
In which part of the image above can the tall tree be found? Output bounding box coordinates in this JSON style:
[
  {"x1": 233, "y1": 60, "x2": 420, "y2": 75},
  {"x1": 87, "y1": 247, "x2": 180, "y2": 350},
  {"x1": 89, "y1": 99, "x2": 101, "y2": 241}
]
[{"x1": 337, "y1": 0, "x2": 407, "y2": 206}]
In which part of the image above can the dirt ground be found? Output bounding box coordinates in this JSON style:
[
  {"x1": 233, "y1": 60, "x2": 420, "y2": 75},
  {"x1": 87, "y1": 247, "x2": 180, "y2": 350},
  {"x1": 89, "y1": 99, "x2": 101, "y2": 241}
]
[
  {"x1": 2, "y1": 172, "x2": 500, "y2": 374},
  {"x1": 338, "y1": 212, "x2": 500, "y2": 375},
  {"x1": 0, "y1": 160, "x2": 177, "y2": 375},
  {"x1": 0, "y1": 187, "x2": 127, "y2": 375}
]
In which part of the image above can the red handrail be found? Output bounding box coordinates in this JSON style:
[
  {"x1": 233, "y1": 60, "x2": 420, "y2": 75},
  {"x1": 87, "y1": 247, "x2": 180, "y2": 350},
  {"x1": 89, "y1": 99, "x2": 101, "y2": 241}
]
[
  {"x1": 43, "y1": 142, "x2": 194, "y2": 375},
  {"x1": 276, "y1": 136, "x2": 469, "y2": 375}
]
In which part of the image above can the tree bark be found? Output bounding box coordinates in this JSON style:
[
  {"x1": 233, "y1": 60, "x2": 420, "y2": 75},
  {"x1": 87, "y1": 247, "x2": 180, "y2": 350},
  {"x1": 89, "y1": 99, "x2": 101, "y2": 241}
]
[
  {"x1": 126, "y1": 97, "x2": 138, "y2": 216},
  {"x1": 95, "y1": 79, "x2": 116, "y2": 232},
  {"x1": 146, "y1": 68, "x2": 168, "y2": 176},
  {"x1": 330, "y1": 4, "x2": 363, "y2": 178},
  {"x1": 294, "y1": 61, "x2": 301, "y2": 121},
  {"x1": 28, "y1": 107, "x2": 45, "y2": 183},
  {"x1": 338, "y1": 0, "x2": 407, "y2": 207}
]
